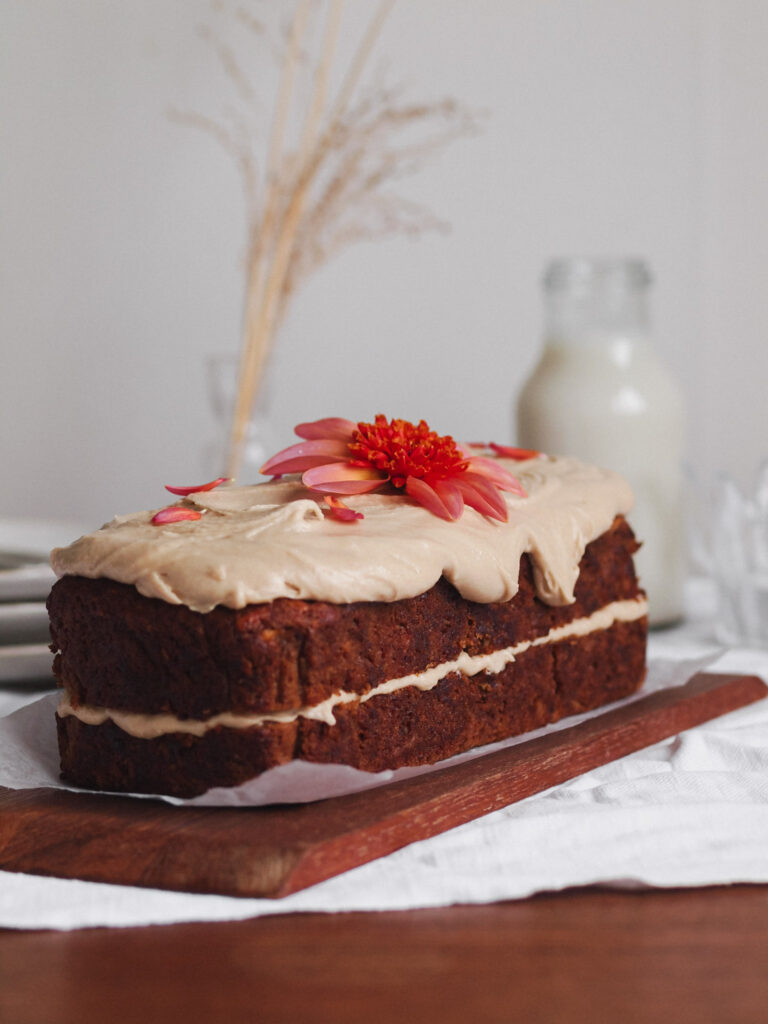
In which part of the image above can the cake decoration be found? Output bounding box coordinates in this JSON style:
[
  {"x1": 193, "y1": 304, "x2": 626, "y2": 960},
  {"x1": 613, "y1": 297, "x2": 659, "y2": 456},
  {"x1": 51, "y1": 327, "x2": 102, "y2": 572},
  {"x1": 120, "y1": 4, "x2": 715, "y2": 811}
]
[
  {"x1": 486, "y1": 442, "x2": 541, "y2": 460},
  {"x1": 150, "y1": 507, "x2": 203, "y2": 526},
  {"x1": 164, "y1": 477, "x2": 229, "y2": 497},
  {"x1": 322, "y1": 495, "x2": 364, "y2": 522},
  {"x1": 151, "y1": 478, "x2": 230, "y2": 525},
  {"x1": 261, "y1": 414, "x2": 527, "y2": 522}
]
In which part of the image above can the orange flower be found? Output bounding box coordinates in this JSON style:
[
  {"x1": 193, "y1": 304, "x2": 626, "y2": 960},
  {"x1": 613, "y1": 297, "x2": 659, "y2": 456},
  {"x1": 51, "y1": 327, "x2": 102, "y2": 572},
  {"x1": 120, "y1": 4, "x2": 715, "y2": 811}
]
[{"x1": 261, "y1": 415, "x2": 528, "y2": 522}]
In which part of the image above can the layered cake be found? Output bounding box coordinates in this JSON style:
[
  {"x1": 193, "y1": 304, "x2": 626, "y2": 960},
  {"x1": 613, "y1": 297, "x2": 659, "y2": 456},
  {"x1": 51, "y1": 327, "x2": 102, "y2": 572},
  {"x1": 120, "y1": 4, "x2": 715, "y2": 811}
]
[{"x1": 48, "y1": 417, "x2": 648, "y2": 798}]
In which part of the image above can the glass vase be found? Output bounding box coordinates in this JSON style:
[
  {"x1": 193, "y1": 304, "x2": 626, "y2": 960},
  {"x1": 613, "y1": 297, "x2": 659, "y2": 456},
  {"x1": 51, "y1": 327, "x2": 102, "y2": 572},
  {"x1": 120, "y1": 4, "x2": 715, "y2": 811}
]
[{"x1": 203, "y1": 353, "x2": 277, "y2": 485}]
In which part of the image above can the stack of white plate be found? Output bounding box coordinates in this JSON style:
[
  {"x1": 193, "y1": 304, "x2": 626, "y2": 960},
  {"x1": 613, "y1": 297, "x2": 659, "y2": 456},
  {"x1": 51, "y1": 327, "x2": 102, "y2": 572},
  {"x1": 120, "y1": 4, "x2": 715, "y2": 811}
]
[{"x1": 0, "y1": 519, "x2": 83, "y2": 688}]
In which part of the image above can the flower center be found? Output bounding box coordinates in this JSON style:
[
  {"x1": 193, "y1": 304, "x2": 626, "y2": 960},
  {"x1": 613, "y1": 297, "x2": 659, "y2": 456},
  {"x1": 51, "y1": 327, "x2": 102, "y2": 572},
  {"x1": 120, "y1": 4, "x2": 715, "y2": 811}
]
[{"x1": 348, "y1": 415, "x2": 467, "y2": 487}]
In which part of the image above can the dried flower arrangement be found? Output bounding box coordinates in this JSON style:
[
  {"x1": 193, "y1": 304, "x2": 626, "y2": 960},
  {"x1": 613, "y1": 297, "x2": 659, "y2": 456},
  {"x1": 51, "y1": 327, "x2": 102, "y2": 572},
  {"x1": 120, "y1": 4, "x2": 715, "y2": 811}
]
[{"x1": 171, "y1": 0, "x2": 479, "y2": 480}]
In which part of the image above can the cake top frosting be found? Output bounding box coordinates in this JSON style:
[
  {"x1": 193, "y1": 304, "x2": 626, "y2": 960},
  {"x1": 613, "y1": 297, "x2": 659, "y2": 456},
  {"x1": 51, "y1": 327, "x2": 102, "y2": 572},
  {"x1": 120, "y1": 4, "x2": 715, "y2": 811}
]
[{"x1": 50, "y1": 455, "x2": 634, "y2": 613}]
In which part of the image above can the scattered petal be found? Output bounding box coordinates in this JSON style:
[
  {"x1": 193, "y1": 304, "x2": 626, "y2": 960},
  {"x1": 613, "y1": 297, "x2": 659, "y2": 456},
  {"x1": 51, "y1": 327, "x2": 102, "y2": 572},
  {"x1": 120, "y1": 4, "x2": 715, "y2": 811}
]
[
  {"x1": 323, "y1": 495, "x2": 364, "y2": 522},
  {"x1": 489, "y1": 442, "x2": 540, "y2": 461},
  {"x1": 164, "y1": 477, "x2": 229, "y2": 497},
  {"x1": 151, "y1": 507, "x2": 202, "y2": 525}
]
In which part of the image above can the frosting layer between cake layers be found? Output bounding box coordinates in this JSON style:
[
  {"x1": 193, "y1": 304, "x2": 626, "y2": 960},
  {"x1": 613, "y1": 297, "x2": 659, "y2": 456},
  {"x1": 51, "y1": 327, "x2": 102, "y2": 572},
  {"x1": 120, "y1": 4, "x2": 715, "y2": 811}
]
[
  {"x1": 50, "y1": 455, "x2": 634, "y2": 612},
  {"x1": 56, "y1": 597, "x2": 647, "y2": 739}
]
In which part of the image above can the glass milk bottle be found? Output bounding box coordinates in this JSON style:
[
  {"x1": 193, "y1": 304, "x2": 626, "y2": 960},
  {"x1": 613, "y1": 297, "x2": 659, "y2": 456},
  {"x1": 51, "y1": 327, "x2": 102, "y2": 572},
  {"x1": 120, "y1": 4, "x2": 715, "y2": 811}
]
[{"x1": 516, "y1": 257, "x2": 685, "y2": 626}]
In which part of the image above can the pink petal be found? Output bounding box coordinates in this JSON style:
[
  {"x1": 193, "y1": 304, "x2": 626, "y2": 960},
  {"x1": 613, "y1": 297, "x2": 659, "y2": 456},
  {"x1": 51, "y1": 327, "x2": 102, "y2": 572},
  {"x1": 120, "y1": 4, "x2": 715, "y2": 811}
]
[
  {"x1": 313, "y1": 479, "x2": 385, "y2": 496},
  {"x1": 489, "y1": 442, "x2": 540, "y2": 461},
  {"x1": 455, "y1": 474, "x2": 509, "y2": 522},
  {"x1": 405, "y1": 475, "x2": 460, "y2": 520},
  {"x1": 260, "y1": 439, "x2": 351, "y2": 476},
  {"x1": 466, "y1": 457, "x2": 527, "y2": 497},
  {"x1": 264, "y1": 454, "x2": 348, "y2": 475},
  {"x1": 303, "y1": 463, "x2": 384, "y2": 495},
  {"x1": 151, "y1": 507, "x2": 202, "y2": 525},
  {"x1": 164, "y1": 477, "x2": 229, "y2": 497},
  {"x1": 432, "y1": 478, "x2": 464, "y2": 520},
  {"x1": 294, "y1": 417, "x2": 357, "y2": 441},
  {"x1": 323, "y1": 495, "x2": 364, "y2": 522}
]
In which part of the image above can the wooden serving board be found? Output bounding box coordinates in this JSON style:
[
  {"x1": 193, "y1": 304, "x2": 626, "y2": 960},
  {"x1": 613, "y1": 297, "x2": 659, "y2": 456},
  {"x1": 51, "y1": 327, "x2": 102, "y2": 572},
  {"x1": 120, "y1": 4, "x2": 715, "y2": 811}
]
[{"x1": 0, "y1": 671, "x2": 765, "y2": 900}]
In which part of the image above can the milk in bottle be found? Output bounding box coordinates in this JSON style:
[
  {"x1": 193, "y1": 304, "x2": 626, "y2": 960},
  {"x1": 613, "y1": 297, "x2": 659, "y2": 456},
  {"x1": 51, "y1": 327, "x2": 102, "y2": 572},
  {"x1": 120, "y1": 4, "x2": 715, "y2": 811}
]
[{"x1": 517, "y1": 258, "x2": 685, "y2": 626}]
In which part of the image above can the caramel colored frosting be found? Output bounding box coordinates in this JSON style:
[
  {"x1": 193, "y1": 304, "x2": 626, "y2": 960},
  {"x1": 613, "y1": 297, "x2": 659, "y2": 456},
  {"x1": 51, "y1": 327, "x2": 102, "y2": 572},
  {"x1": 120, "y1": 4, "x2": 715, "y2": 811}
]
[{"x1": 50, "y1": 455, "x2": 635, "y2": 613}]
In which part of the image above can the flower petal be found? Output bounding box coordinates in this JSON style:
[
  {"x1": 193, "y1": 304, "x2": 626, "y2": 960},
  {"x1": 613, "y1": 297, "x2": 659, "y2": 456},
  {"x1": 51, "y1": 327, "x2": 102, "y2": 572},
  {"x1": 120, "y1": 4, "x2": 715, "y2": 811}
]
[
  {"x1": 489, "y1": 442, "x2": 540, "y2": 461},
  {"x1": 151, "y1": 507, "x2": 202, "y2": 525},
  {"x1": 432, "y1": 478, "x2": 464, "y2": 520},
  {"x1": 303, "y1": 463, "x2": 384, "y2": 495},
  {"x1": 260, "y1": 439, "x2": 351, "y2": 476},
  {"x1": 294, "y1": 418, "x2": 357, "y2": 441},
  {"x1": 405, "y1": 475, "x2": 460, "y2": 520},
  {"x1": 466, "y1": 457, "x2": 527, "y2": 497},
  {"x1": 164, "y1": 477, "x2": 229, "y2": 497},
  {"x1": 323, "y1": 495, "x2": 364, "y2": 522},
  {"x1": 455, "y1": 474, "x2": 509, "y2": 522},
  {"x1": 312, "y1": 479, "x2": 385, "y2": 496}
]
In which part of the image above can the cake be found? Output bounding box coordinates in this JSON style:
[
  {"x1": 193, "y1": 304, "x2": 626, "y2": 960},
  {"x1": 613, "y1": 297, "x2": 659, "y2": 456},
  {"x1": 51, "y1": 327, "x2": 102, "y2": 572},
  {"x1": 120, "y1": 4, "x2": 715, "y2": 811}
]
[{"x1": 47, "y1": 417, "x2": 648, "y2": 798}]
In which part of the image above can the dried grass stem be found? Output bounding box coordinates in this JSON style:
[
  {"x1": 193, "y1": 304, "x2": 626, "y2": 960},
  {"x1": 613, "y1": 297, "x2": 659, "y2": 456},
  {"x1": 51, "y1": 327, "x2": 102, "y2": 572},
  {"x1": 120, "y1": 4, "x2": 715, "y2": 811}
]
[{"x1": 175, "y1": 1, "x2": 479, "y2": 479}]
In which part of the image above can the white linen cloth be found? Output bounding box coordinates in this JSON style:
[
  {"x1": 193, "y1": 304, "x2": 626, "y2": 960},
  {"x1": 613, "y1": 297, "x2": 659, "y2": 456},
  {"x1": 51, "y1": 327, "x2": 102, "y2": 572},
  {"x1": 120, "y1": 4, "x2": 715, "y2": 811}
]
[{"x1": 1, "y1": 580, "x2": 767, "y2": 930}]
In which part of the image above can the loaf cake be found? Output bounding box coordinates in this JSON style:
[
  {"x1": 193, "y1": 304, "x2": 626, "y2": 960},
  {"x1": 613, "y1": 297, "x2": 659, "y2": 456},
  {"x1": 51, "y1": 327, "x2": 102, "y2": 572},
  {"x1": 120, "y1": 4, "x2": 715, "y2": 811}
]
[{"x1": 48, "y1": 417, "x2": 648, "y2": 798}]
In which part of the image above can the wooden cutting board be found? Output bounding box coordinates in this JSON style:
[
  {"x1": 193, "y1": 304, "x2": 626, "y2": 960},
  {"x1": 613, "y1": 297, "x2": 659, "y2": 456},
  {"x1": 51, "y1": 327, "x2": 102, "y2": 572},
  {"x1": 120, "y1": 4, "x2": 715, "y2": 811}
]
[{"x1": 0, "y1": 671, "x2": 765, "y2": 899}]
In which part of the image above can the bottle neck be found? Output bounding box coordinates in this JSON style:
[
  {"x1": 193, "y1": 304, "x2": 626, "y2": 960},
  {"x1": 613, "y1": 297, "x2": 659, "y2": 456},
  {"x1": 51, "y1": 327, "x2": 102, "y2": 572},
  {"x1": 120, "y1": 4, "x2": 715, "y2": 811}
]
[{"x1": 543, "y1": 258, "x2": 652, "y2": 347}]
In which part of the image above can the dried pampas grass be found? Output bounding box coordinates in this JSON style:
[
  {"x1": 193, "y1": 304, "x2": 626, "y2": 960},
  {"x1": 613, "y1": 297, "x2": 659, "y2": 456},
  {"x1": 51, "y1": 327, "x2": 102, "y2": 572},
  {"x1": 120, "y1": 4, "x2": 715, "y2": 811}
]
[{"x1": 172, "y1": 1, "x2": 479, "y2": 479}]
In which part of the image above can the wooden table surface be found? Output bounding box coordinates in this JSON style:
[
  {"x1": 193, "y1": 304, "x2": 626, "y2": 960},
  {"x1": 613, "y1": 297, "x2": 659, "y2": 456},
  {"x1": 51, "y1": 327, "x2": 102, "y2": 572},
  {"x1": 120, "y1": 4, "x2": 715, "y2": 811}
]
[{"x1": 2, "y1": 884, "x2": 767, "y2": 1024}]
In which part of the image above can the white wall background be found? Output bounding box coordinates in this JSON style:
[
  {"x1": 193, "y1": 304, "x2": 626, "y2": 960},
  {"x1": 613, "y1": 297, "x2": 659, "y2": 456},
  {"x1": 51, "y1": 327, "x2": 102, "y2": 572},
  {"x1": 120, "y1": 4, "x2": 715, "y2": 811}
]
[{"x1": 1, "y1": 0, "x2": 767, "y2": 527}]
